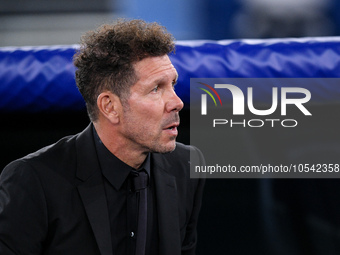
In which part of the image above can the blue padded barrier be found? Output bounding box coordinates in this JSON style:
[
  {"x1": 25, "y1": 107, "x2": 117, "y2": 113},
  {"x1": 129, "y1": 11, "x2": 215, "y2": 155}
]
[
  {"x1": 0, "y1": 45, "x2": 81, "y2": 113},
  {"x1": 173, "y1": 38, "x2": 340, "y2": 106},
  {"x1": 1, "y1": 37, "x2": 340, "y2": 112}
]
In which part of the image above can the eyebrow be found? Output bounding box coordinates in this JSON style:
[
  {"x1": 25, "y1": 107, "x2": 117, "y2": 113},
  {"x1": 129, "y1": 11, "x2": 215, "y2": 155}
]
[{"x1": 154, "y1": 74, "x2": 178, "y2": 86}]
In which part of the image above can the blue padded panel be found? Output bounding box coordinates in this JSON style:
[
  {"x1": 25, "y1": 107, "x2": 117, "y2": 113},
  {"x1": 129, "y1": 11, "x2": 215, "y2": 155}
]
[{"x1": 1, "y1": 37, "x2": 340, "y2": 112}]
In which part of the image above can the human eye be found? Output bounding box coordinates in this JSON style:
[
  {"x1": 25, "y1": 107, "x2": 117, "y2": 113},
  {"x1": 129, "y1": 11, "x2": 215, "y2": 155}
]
[
  {"x1": 152, "y1": 85, "x2": 159, "y2": 93},
  {"x1": 172, "y1": 79, "x2": 178, "y2": 89}
]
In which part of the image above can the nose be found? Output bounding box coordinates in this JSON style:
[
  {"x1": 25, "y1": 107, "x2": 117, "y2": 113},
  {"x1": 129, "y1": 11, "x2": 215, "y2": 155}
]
[{"x1": 166, "y1": 89, "x2": 184, "y2": 113}]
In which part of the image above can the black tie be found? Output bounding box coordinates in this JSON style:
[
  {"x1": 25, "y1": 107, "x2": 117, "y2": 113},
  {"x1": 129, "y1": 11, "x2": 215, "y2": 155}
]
[{"x1": 131, "y1": 170, "x2": 148, "y2": 255}]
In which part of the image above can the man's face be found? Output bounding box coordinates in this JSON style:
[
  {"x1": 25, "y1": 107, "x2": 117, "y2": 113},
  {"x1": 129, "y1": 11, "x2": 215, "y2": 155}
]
[{"x1": 118, "y1": 55, "x2": 184, "y2": 154}]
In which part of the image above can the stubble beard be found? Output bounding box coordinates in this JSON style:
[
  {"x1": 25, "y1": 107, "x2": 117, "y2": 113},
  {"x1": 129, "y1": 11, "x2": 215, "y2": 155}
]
[{"x1": 122, "y1": 114, "x2": 180, "y2": 154}]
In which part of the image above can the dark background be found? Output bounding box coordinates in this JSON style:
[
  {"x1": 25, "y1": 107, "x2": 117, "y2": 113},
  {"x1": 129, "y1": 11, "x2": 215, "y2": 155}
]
[{"x1": 2, "y1": 104, "x2": 340, "y2": 255}]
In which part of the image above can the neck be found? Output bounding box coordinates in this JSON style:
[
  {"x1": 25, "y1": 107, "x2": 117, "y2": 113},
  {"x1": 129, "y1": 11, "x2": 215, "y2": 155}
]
[{"x1": 93, "y1": 122, "x2": 147, "y2": 169}]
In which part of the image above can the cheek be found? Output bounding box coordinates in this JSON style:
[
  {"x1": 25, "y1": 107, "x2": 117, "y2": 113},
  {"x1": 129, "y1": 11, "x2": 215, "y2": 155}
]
[
  {"x1": 126, "y1": 97, "x2": 165, "y2": 125},
  {"x1": 136, "y1": 102, "x2": 164, "y2": 119},
  {"x1": 125, "y1": 109, "x2": 158, "y2": 131}
]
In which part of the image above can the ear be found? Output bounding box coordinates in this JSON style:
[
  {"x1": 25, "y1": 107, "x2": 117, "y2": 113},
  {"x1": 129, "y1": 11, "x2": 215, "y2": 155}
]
[{"x1": 97, "y1": 91, "x2": 122, "y2": 124}]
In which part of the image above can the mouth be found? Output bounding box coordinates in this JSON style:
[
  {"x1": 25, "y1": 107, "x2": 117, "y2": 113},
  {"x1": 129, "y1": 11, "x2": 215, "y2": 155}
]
[{"x1": 163, "y1": 122, "x2": 179, "y2": 131}]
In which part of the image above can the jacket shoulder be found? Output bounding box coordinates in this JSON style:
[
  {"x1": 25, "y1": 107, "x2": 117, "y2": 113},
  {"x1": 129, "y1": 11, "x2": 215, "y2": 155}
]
[
  {"x1": 20, "y1": 134, "x2": 76, "y2": 164},
  {"x1": 2, "y1": 132, "x2": 79, "y2": 181}
]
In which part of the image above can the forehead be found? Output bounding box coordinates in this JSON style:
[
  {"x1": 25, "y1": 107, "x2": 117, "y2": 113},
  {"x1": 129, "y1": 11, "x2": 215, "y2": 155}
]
[{"x1": 133, "y1": 55, "x2": 178, "y2": 83}]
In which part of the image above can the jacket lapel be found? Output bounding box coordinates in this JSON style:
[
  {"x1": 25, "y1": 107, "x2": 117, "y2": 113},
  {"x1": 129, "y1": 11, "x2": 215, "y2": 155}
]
[
  {"x1": 75, "y1": 125, "x2": 182, "y2": 255},
  {"x1": 152, "y1": 154, "x2": 181, "y2": 255},
  {"x1": 76, "y1": 125, "x2": 113, "y2": 255}
]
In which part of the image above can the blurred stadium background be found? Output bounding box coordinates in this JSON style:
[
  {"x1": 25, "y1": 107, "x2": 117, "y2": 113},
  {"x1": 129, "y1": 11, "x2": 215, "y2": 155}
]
[{"x1": 1, "y1": 0, "x2": 340, "y2": 46}]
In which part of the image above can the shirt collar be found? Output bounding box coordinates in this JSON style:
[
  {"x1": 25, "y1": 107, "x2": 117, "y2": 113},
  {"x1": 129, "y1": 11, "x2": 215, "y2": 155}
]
[{"x1": 92, "y1": 126, "x2": 151, "y2": 190}]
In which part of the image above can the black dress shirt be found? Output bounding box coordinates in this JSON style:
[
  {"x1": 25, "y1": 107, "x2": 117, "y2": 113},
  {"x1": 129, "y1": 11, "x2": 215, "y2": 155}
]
[{"x1": 93, "y1": 127, "x2": 159, "y2": 255}]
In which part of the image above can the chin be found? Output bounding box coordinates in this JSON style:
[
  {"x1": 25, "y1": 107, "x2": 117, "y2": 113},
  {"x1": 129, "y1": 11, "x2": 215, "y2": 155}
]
[{"x1": 151, "y1": 141, "x2": 177, "y2": 154}]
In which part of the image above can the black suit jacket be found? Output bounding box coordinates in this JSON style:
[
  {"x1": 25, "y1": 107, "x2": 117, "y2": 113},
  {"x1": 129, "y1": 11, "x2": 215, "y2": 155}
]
[{"x1": 0, "y1": 124, "x2": 205, "y2": 255}]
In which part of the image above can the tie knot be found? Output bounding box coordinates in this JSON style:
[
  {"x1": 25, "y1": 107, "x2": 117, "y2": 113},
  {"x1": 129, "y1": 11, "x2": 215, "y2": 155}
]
[{"x1": 131, "y1": 170, "x2": 149, "y2": 191}]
